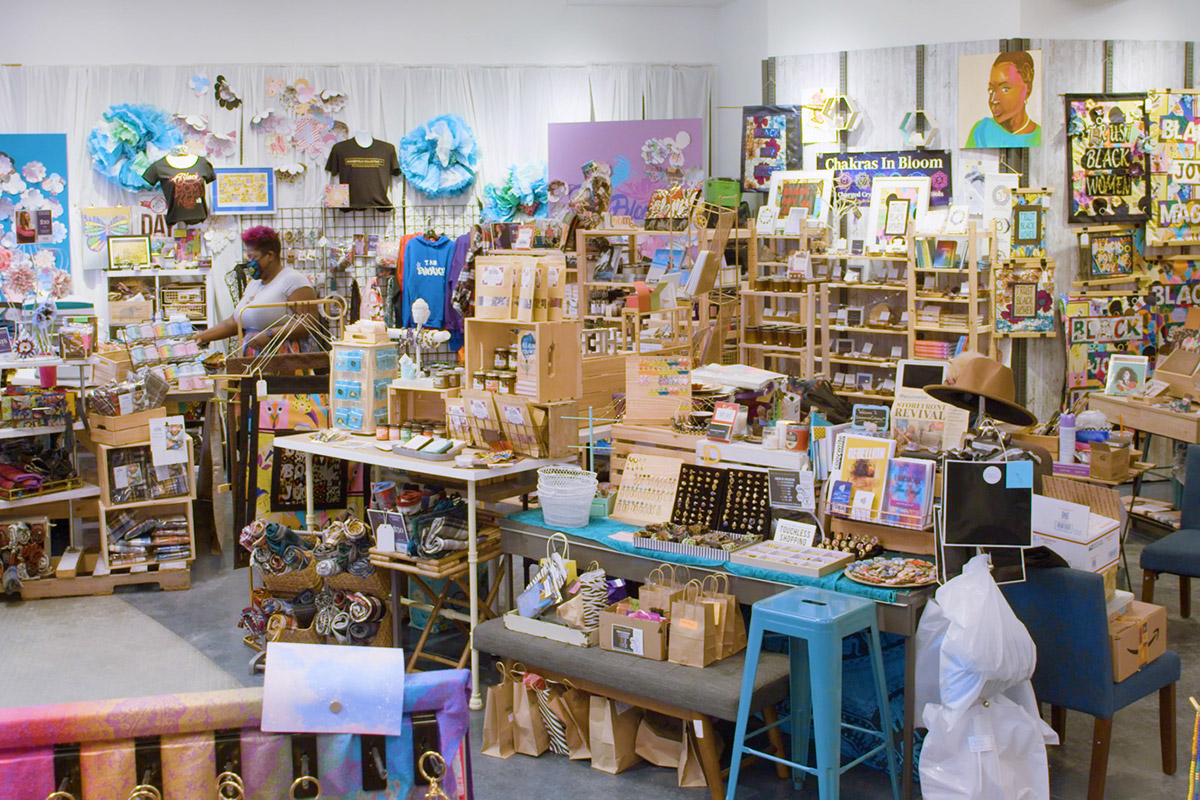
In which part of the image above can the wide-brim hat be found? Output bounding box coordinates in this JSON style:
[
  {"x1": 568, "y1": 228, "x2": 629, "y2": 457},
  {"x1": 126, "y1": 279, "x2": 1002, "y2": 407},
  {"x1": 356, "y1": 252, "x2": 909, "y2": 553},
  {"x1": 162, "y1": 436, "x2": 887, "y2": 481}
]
[{"x1": 923, "y1": 352, "x2": 1038, "y2": 428}]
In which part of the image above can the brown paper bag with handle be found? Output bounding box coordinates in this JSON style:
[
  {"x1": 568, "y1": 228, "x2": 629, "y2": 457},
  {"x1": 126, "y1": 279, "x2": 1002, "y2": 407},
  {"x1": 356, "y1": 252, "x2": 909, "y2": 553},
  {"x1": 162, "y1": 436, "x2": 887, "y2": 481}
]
[
  {"x1": 511, "y1": 665, "x2": 549, "y2": 756},
  {"x1": 678, "y1": 726, "x2": 708, "y2": 788},
  {"x1": 668, "y1": 580, "x2": 718, "y2": 667},
  {"x1": 548, "y1": 686, "x2": 591, "y2": 760},
  {"x1": 635, "y1": 711, "x2": 685, "y2": 768},
  {"x1": 588, "y1": 695, "x2": 643, "y2": 773},
  {"x1": 702, "y1": 573, "x2": 747, "y2": 659},
  {"x1": 482, "y1": 663, "x2": 516, "y2": 759},
  {"x1": 639, "y1": 564, "x2": 687, "y2": 619}
]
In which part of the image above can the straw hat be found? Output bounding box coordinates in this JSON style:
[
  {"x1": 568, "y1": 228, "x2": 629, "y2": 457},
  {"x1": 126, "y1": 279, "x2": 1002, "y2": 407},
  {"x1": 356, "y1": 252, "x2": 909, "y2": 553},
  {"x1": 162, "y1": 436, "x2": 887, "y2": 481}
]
[{"x1": 923, "y1": 352, "x2": 1038, "y2": 427}]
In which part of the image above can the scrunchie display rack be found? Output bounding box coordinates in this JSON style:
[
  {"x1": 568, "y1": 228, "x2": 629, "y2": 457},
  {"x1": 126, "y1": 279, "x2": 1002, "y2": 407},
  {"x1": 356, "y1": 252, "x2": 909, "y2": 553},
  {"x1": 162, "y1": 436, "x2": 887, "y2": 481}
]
[{"x1": 239, "y1": 517, "x2": 394, "y2": 657}]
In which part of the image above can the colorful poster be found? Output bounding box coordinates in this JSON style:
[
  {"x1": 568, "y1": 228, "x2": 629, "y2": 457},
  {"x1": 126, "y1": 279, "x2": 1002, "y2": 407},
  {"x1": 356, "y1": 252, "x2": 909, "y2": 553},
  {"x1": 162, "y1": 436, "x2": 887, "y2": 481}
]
[
  {"x1": 959, "y1": 50, "x2": 1044, "y2": 149},
  {"x1": 740, "y1": 105, "x2": 802, "y2": 193},
  {"x1": 0, "y1": 133, "x2": 71, "y2": 289},
  {"x1": 548, "y1": 119, "x2": 704, "y2": 223},
  {"x1": 817, "y1": 150, "x2": 952, "y2": 208},
  {"x1": 212, "y1": 167, "x2": 276, "y2": 214},
  {"x1": 1010, "y1": 188, "x2": 1050, "y2": 259},
  {"x1": 1065, "y1": 93, "x2": 1149, "y2": 223},
  {"x1": 994, "y1": 262, "x2": 1054, "y2": 334},
  {"x1": 1147, "y1": 91, "x2": 1200, "y2": 246},
  {"x1": 1061, "y1": 295, "x2": 1150, "y2": 389}
]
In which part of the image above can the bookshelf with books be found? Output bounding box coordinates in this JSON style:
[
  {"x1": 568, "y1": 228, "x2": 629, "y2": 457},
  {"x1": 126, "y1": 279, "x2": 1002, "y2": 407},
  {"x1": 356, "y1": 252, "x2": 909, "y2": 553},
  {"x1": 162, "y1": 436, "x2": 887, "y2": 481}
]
[{"x1": 906, "y1": 221, "x2": 997, "y2": 363}]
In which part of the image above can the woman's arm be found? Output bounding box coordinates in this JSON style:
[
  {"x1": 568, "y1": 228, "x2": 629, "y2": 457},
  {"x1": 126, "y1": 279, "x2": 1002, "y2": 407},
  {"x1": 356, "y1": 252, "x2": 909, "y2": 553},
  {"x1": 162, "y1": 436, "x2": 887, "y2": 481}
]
[{"x1": 192, "y1": 316, "x2": 238, "y2": 344}]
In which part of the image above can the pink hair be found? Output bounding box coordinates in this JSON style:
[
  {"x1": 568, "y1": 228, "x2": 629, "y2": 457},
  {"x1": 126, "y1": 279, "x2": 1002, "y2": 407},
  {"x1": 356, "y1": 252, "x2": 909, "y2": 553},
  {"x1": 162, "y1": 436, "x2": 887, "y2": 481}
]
[{"x1": 241, "y1": 225, "x2": 281, "y2": 255}]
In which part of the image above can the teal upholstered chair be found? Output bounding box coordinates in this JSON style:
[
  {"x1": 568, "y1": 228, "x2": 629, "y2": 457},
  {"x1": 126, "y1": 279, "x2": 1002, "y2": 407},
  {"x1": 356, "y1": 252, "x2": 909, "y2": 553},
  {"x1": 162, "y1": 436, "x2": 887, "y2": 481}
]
[
  {"x1": 1141, "y1": 444, "x2": 1200, "y2": 615},
  {"x1": 1002, "y1": 567, "x2": 1179, "y2": 800}
]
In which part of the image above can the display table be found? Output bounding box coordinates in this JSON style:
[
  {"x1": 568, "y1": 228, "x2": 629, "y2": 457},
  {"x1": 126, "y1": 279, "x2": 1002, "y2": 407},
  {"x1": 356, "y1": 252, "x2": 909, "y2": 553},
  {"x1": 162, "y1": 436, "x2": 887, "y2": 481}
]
[
  {"x1": 272, "y1": 431, "x2": 573, "y2": 709},
  {"x1": 499, "y1": 511, "x2": 930, "y2": 799}
]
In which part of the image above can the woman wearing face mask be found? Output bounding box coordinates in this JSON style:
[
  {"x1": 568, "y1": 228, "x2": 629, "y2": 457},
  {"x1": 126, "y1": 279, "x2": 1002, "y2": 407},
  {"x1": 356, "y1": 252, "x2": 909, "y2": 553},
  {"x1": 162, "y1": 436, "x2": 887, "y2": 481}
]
[{"x1": 194, "y1": 226, "x2": 317, "y2": 354}]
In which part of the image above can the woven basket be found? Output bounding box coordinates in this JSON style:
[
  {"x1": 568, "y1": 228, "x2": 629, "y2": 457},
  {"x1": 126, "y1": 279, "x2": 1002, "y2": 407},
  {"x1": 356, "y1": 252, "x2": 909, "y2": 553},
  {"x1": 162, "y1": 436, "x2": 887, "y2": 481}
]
[
  {"x1": 269, "y1": 623, "x2": 325, "y2": 645},
  {"x1": 325, "y1": 569, "x2": 391, "y2": 596},
  {"x1": 261, "y1": 560, "x2": 322, "y2": 596},
  {"x1": 369, "y1": 610, "x2": 394, "y2": 648}
]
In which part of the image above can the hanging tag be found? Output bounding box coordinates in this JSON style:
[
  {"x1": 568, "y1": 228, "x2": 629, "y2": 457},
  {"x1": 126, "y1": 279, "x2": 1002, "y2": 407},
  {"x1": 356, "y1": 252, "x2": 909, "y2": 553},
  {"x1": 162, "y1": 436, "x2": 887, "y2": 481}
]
[{"x1": 257, "y1": 378, "x2": 267, "y2": 395}]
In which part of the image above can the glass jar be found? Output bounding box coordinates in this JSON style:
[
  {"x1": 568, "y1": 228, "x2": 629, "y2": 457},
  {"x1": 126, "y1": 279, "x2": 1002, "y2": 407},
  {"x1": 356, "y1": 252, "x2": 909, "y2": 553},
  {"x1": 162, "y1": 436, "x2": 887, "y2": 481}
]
[
  {"x1": 472, "y1": 370, "x2": 487, "y2": 391},
  {"x1": 432, "y1": 370, "x2": 449, "y2": 389},
  {"x1": 788, "y1": 327, "x2": 805, "y2": 348},
  {"x1": 493, "y1": 347, "x2": 509, "y2": 371},
  {"x1": 485, "y1": 371, "x2": 500, "y2": 393},
  {"x1": 399, "y1": 423, "x2": 413, "y2": 442},
  {"x1": 433, "y1": 424, "x2": 447, "y2": 438},
  {"x1": 500, "y1": 371, "x2": 516, "y2": 394},
  {"x1": 389, "y1": 425, "x2": 401, "y2": 441},
  {"x1": 507, "y1": 346, "x2": 520, "y2": 370},
  {"x1": 745, "y1": 326, "x2": 762, "y2": 345}
]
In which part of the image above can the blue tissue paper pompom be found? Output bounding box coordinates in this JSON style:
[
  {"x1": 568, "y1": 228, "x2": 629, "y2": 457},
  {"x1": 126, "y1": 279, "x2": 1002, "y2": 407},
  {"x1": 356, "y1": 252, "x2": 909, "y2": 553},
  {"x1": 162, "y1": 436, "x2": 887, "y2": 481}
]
[
  {"x1": 87, "y1": 104, "x2": 183, "y2": 192},
  {"x1": 399, "y1": 114, "x2": 479, "y2": 199}
]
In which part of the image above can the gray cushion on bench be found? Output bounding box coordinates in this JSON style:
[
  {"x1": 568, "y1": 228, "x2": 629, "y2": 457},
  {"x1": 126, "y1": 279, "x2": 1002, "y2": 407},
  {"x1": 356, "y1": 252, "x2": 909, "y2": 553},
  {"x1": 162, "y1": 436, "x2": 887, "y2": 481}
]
[{"x1": 474, "y1": 617, "x2": 790, "y2": 722}]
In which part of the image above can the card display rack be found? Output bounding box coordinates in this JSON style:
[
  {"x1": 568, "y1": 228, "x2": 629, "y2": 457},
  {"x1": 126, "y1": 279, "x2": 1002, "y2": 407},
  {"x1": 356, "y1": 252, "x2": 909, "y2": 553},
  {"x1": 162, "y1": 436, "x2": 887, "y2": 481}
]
[{"x1": 330, "y1": 338, "x2": 399, "y2": 434}]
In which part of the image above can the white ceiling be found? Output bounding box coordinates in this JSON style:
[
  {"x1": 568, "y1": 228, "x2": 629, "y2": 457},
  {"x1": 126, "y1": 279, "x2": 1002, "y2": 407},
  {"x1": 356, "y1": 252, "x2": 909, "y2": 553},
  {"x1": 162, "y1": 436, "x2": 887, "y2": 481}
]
[{"x1": 565, "y1": 0, "x2": 735, "y2": 6}]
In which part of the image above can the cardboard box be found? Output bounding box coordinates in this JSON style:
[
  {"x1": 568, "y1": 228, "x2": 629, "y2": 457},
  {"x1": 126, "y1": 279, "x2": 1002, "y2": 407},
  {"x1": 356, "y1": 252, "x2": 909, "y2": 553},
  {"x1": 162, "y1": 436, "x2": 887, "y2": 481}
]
[
  {"x1": 1031, "y1": 496, "x2": 1120, "y2": 572},
  {"x1": 599, "y1": 600, "x2": 668, "y2": 660},
  {"x1": 1090, "y1": 441, "x2": 1131, "y2": 482},
  {"x1": 108, "y1": 300, "x2": 154, "y2": 325},
  {"x1": 1102, "y1": 563, "x2": 1120, "y2": 601},
  {"x1": 1110, "y1": 600, "x2": 1167, "y2": 681}
]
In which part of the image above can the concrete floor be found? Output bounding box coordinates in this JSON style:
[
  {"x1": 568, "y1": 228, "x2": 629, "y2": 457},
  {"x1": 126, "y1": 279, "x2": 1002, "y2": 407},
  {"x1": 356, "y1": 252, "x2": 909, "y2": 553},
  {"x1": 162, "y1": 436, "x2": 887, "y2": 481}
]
[{"x1": 10, "y1": 482, "x2": 1195, "y2": 798}]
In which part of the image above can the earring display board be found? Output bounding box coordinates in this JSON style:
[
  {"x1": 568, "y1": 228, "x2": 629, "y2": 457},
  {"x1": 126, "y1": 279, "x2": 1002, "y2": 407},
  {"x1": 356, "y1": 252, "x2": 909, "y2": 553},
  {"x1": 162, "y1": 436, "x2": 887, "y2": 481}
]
[
  {"x1": 941, "y1": 460, "x2": 1033, "y2": 548},
  {"x1": 671, "y1": 463, "x2": 729, "y2": 528},
  {"x1": 624, "y1": 355, "x2": 691, "y2": 425},
  {"x1": 611, "y1": 453, "x2": 684, "y2": 526},
  {"x1": 717, "y1": 468, "x2": 771, "y2": 538}
]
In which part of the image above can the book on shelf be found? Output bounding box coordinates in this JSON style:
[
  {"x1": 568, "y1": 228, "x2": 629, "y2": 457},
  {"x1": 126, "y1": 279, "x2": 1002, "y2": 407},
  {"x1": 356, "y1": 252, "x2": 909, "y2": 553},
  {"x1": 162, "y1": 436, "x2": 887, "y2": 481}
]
[
  {"x1": 880, "y1": 457, "x2": 935, "y2": 525},
  {"x1": 831, "y1": 432, "x2": 896, "y2": 519}
]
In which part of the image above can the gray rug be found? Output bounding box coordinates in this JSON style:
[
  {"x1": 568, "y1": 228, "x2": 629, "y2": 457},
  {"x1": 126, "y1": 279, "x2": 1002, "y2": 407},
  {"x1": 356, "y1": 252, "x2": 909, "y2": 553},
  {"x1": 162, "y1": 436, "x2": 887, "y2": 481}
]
[{"x1": 0, "y1": 594, "x2": 241, "y2": 708}]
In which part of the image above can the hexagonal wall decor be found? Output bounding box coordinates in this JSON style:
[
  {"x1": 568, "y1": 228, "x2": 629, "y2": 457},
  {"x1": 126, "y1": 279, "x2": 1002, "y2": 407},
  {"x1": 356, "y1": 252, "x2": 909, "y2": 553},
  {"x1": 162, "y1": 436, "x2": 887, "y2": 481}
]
[
  {"x1": 899, "y1": 110, "x2": 939, "y2": 147},
  {"x1": 820, "y1": 95, "x2": 861, "y2": 132}
]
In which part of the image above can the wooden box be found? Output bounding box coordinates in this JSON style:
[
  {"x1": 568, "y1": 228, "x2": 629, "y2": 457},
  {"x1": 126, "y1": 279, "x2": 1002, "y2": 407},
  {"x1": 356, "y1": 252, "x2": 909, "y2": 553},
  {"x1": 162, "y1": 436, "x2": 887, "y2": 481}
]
[
  {"x1": 95, "y1": 437, "x2": 195, "y2": 508},
  {"x1": 99, "y1": 498, "x2": 195, "y2": 570},
  {"x1": 91, "y1": 350, "x2": 132, "y2": 384},
  {"x1": 108, "y1": 300, "x2": 155, "y2": 325},
  {"x1": 330, "y1": 339, "x2": 398, "y2": 434},
  {"x1": 86, "y1": 407, "x2": 166, "y2": 446},
  {"x1": 464, "y1": 318, "x2": 581, "y2": 404}
]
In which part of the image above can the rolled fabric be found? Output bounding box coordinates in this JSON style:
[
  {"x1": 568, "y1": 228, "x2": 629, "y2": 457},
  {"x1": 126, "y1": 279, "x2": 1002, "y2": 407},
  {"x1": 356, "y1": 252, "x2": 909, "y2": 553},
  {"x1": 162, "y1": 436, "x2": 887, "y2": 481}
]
[
  {"x1": 348, "y1": 622, "x2": 378, "y2": 643},
  {"x1": 314, "y1": 607, "x2": 335, "y2": 635},
  {"x1": 3, "y1": 565, "x2": 22, "y2": 593},
  {"x1": 315, "y1": 558, "x2": 338, "y2": 577},
  {"x1": 347, "y1": 559, "x2": 376, "y2": 578}
]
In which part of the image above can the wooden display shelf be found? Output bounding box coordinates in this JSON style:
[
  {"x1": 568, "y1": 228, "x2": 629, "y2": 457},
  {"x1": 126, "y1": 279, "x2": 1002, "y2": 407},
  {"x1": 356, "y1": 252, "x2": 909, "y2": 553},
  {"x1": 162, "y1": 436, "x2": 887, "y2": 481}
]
[
  {"x1": 20, "y1": 549, "x2": 189, "y2": 599},
  {"x1": 464, "y1": 319, "x2": 582, "y2": 404},
  {"x1": 827, "y1": 282, "x2": 908, "y2": 292},
  {"x1": 825, "y1": 516, "x2": 936, "y2": 555},
  {"x1": 369, "y1": 528, "x2": 502, "y2": 579},
  {"x1": 741, "y1": 342, "x2": 808, "y2": 354},
  {"x1": 99, "y1": 498, "x2": 196, "y2": 571},
  {"x1": 829, "y1": 324, "x2": 908, "y2": 336},
  {"x1": 822, "y1": 356, "x2": 899, "y2": 368},
  {"x1": 912, "y1": 324, "x2": 994, "y2": 334},
  {"x1": 914, "y1": 294, "x2": 989, "y2": 303}
]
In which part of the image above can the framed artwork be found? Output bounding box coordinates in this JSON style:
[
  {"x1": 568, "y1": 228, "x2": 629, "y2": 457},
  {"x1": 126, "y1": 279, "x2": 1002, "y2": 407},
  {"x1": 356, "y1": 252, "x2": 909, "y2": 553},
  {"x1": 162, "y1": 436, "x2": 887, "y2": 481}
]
[
  {"x1": 1010, "y1": 282, "x2": 1038, "y2": 319},
  {"x1": 1062, "y1": 295, "x2": 1148, "y2": 389},
  {"x1": 884, "y1": 199, "x2": 912, "y2": 236},
  {"x1": 106, "y1": 235, "x2": 151, "y2": 270},
  {"x1": 994, "y1": 261, "x2": 1054, "y2": 333},
  {"x1": 766, "y1": 169, "x2": 834, "y2": 228},
  {"x1": 1065, "y1": 93, "x2": 1149, "y2": 223},
  {"x1": 867, "y1": 176, "x2": 931, "y2": 244},
  {"x1": 80, "y1": 206, "x2": 132, "y2": 271},
  {"x1": 1146, "y1": 91, "x2": 1200, "y2": 245},
  {"x1": 270, "y1": 430, "x2": 348, "y2": 511},
  {"x1": 1087, "y1": 230, "x2": 1137, "y2": 278},
  {"x1": 740, "y1": 105, "x2": 803, "y2": 193},
  {"x1": 817, "y1": 150, "x2": 953, "y2": 208},
  {"x1": 1010, "y1": 188, "x2": 1051, "y2": 258},
  {"x1": 212, "y1": 167, "x2": 276, "y2": 214},
  {"x1": 959, "y1": 50, "x2": 1044, "y2": 148}
]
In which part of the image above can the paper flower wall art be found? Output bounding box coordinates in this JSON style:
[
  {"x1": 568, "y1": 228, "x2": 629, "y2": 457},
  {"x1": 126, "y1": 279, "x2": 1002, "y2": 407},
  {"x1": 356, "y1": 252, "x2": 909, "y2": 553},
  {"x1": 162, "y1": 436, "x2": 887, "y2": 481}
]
[
  {"x1": 399, "y1": 114, "x2": 479, "y2": 198},
  {"x1": 0, "y1": 153, "x2": 12, "y2": 178},
  {"x1": 190, "y1": 74, "x2": 210, "y2": 96},
  {"x1": 275, "y1": 163, "x2": 307, "y2": 182},
  {"x1": 482, "y1": 162, "x2": 549, "y2": 223},
  {"x1": 88, "y1": 104, "x2": 182, "y2": 191},
  {"x1": 21, "y1": 162, "x2": 45, "y2": 183},
  {"x1": 215, "y1": 75, "x2": 241, "y2": 110},
  {"x1": 41, "y1": 174, "x2": 64, "y2": 195}
]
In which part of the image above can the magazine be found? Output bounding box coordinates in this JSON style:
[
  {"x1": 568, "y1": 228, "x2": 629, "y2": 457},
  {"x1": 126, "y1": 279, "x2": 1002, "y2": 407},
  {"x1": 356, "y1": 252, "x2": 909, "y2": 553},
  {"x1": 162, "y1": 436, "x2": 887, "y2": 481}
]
[
  {"x1": 880, "y1": 457, "x2": 935, "y2": 526},
  {"x1": 832, "y1": 433, "x2": 895, "y2": 519},
  {"x1": 890, "y1": 386, "x2": 969, "y2": 453}
]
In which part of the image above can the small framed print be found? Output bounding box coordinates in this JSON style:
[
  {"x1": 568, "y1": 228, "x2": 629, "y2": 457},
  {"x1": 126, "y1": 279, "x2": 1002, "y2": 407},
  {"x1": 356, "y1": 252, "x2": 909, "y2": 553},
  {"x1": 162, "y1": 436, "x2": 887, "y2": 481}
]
[
  {"x1": 856, "y1": 373, "x2": 873, "y2": 391},
  {"x1": 886, "y1": 266, "x2": 901, "y2": 282},
  {"x1": 890, "y1": 345, "x2": 904, "y2": 360},
  {"x1": 107, "y1": 235, "x2": 152, "y2": 270},
  {"x1": 850, "y1": 239, "x2": 865, "y2": 256},
  {"x1": 1011, "y1": 282, "x2": 1038, "y2": 319},
  {"x1": 755, "y1": 205, "x2": 778, "y2": 231},
  {"x1": 860, "y1": 342, "x2": 875, "y2": 356},
  {"x1": 1013, "y1": 205, "x2": 1045, "y2": 247},
  {"x1": 884, "y1": 198, "x2": 912, "y2": 236},
  {"x1": 834, "y1": 339, "x2": 854, "y2": 354},
  {"x1": 212, "y1": 167, "x2": 276, "y2": 214},
  {"x1": 845, "y1": 307, "x2": 864, "y2": 327},
  {"x1": 922, "y1": 276, "x2": 937, "y2": 292}
]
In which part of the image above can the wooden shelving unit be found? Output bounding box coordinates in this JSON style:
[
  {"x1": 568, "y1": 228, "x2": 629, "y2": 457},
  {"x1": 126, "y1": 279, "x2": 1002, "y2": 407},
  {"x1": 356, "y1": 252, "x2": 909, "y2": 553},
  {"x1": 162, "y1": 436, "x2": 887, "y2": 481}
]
[{"x1": 906, "y1": 222, "x2": 997, "y2": 362}]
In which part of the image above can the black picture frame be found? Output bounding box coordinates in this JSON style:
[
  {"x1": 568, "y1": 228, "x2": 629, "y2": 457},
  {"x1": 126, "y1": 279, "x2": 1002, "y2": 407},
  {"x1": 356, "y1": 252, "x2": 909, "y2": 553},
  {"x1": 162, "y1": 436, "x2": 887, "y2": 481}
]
[{"x1": 1064, "y1": 92, "x2": 1150, "y2": 224}]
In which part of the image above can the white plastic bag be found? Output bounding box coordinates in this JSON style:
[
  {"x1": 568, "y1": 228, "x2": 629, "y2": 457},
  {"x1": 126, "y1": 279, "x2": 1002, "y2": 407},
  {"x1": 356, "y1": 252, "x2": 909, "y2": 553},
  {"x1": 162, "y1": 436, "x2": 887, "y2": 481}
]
[
  {"x1": 934, "y1": 555, "x2": 1037, "y2": 715},
  {"x1": 920, "y1": 695, "x2": 1050, "y2": 800}
]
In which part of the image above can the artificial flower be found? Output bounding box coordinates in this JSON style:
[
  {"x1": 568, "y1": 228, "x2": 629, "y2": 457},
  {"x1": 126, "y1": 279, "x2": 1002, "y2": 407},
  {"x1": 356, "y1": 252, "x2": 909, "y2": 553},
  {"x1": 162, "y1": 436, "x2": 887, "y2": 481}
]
[
  {"x1": 215, "y1": 75, "x2": 241, "y2": 110},
  {"x1": 0, "y1": 249, "x2": 9, "y2": 271},
  {"x1": 1, "y1": 173, "x2": 26, "y2": 195},
  {"x1": 41, "y1": 174, "x2": 64, "y2": 195},
  {"x1": 0, "y1": 153, "x2": 12, "y2": 178},
  {"x1": 18, "y1": 188, "x2": 44, "y2": 210},
  {"x1": 50, "y1": 222, "x2": 66, "y2": 244},
  {"x1": 0, "y1": 232, "x2": 13, "y2": 250},
  {"x1": 45, "y1": 198, "x2": 63, "y2": 219},
  {"x1": 189, "y1": 74, "x2": 210, "y2": 96},
  {"x1": 21, "y1": 162, "x2": 46, "y2": 182},
  {"x1": 266, "y1": 77, "x2": 284, "y2": 97},
  {"x1": 0, "y1": 197, "x2": 12, "y2": 219},
  {"x1": 399, "y1": 114, "x2": 479, "y2": 198},
  {"x1": 266, "y1": 133, "x2": 291, "y2": 157},
  {"x1": 87, "y1": 103, "x2": 182, "y2": 191},
  {"x1": 2, "y1": 263, "x2": 36, "y2": 300},
  {"x1": 32, "y1": 249, "x2": 55, "y2": 271},
  {"x1": 205, "y1": 132, "x2": 237, "y2": 159},
  {"x1": 50, "y1": 270, "x2": 71, "y2": 299}
]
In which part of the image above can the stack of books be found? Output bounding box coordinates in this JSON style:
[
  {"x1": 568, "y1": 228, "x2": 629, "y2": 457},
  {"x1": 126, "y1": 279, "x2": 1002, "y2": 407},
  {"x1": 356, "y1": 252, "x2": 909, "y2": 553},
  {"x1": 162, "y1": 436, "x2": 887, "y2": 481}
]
[{"x1": 913, "y1": 340, "x2": 954, "y2": 359}]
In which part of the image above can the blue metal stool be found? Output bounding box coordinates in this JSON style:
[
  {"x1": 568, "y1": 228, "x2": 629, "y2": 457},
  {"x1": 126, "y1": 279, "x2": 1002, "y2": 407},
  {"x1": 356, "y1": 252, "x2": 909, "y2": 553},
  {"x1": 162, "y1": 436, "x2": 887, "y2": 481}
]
[{"x1": 726, "y1": 586, "x2": 899, "y2": 800}]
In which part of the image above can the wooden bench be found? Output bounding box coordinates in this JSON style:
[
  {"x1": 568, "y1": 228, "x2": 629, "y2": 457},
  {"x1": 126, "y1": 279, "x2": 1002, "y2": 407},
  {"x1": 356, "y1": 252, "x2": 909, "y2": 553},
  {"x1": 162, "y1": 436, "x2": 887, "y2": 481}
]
[{"x1": 473, "y1": 617, "x2": 791, "y2": 800}]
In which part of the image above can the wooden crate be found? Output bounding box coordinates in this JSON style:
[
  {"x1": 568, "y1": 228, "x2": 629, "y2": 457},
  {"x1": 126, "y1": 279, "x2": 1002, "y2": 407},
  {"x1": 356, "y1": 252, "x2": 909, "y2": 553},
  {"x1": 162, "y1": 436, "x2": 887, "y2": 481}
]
[
  {"x1": 386, "y1": 382, "x2": 460, "y2": 427},
  {"x1": 609, "y1": 423, "x2": 701, "y2": 485},
  {"x1": 94, "y1": 437, "x2": 195, "y2": 507},
  {"x1": 85, "y1": 407, "x2": 166, "y2": 446},
  {"x1": 581, "y1": 353, "x2": 625, "y2": 419},
  {"x1": 1087, "y1": 393, "x2": 1200, "y2": 444},
  {"x1": 330, "y1": 339, "x2": 398, "y2": 434},
  {"x1": 20, "y1": 556, "x2": 190, "y2": 599},
  {"x1": 99, "y1": 497, "x2": 196, "y2": 571},
  {"x1": 464, "y1": 318, "x2": 582, "y2": 404}
]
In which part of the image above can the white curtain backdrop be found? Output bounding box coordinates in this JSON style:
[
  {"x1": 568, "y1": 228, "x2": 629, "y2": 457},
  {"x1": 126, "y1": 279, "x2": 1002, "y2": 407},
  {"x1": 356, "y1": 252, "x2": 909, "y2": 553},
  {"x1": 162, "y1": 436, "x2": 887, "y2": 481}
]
[{"x1": 0, "y1": 61, "x2": 713, "y2": 317}]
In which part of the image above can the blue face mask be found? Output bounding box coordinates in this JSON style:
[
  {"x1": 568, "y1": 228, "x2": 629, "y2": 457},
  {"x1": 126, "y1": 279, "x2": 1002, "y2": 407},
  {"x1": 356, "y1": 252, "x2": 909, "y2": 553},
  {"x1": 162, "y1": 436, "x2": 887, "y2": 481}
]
[{"x1": 247, "y1": 259, "x2": 261, "y2": 280}]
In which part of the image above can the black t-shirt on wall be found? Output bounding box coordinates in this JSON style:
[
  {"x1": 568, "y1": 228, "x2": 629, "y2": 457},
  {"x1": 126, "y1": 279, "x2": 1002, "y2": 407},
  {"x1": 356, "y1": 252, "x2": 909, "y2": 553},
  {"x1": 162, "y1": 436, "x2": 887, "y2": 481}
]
[
  {"x1": 142, "y1": 156, "x2": 216, "y2": 225},
  {"x1": 325, "y1": 139, "x2": 401, "y2": 210}
]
